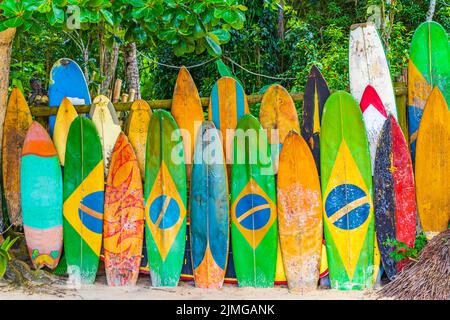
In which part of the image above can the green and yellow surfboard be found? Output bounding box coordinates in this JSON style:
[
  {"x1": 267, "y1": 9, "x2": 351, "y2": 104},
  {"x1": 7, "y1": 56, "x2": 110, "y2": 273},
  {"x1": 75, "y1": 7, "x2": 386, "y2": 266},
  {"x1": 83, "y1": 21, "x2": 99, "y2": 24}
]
[
  {"x1": 63, "y1": 116, "x2": 104, "y2": 284},
  {"x1": 320, "y1": 92, "x2": 374, "y2": 290},
  {"x1": 231, "y1": 114, "x2": 277, "y2": 287},
  {"x1": 144, "y1": 109, "x2": 187, "y2": 287}
]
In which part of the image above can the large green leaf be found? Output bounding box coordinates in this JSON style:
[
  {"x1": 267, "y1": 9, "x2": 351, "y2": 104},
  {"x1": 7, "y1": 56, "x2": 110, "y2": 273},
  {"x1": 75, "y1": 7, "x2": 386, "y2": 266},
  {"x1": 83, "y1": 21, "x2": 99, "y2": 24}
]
[{"x1": 205, "y1": 34, "x2": 222, "y2": 56}]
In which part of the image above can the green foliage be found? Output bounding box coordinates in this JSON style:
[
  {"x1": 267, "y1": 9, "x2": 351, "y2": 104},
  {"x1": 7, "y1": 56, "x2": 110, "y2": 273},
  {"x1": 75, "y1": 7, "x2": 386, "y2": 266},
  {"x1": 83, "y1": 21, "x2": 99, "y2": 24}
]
[
  {"x1": 0, "y1": 236, "x2": 19, "y2": 278},
  {"x1": 384, "y1": 233, "x2": 428, "y2": 262}
]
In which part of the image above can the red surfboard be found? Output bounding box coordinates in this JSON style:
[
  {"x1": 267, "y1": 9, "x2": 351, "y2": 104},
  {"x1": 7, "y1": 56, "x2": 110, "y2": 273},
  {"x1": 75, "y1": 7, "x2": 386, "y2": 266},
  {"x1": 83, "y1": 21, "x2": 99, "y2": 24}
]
[{"x1": 373, "y1": 115, "x2": 417, "y2": 280}]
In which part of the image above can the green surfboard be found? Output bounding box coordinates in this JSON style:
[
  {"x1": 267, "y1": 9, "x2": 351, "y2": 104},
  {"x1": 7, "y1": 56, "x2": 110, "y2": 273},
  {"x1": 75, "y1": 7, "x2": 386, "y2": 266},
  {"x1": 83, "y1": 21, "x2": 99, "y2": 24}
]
[
  {"x1": 63, "y1": 116, "x2": 104, "y2": 284},
  {"x1": 144, "y1": 109, "x2": 187, "y2": 287},
  {"x1": 231, "y1": 114, "x2": 277, "y2": 287},
  {"x1": 320, "y1": 91, "x2": 375, "y2": 290}
]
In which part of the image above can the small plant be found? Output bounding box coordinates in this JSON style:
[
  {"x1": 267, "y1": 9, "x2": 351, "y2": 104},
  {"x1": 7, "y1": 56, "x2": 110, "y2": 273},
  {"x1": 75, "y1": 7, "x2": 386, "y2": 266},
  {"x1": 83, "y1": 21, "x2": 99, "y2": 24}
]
[
  {"x1": 384, "y1": 233, "x2": 428, "y2": 262},
  {"x1": 0, "y1": 236, "x2": 19, "y2": 278}
]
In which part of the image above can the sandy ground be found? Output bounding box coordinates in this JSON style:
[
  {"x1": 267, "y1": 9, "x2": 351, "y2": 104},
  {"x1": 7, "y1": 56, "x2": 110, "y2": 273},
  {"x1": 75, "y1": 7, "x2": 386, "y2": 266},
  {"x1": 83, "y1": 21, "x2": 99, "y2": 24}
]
[{"x1": 0, "y1": 274, "x2": 380, "y2": 300}]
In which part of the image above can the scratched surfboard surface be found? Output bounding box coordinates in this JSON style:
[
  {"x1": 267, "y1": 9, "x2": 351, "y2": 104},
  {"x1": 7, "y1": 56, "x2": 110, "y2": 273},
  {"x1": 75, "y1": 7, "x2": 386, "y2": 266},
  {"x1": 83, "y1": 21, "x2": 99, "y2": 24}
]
[
  {"x1": 408, "y1": 21, "x2": 450, "y2": 162},
  {"x1": 259, "y1": 84, "x2": 300, "y2": 174},
  {"x1": 53, "y1": 98, "x2": 78, "y2": 167},
  {"x1": 277, "y1": 131, "x2": 322, "y2": 292},
  {"x1": 321, "y1": 91, "x2": 374, "y2": 290},
  {"x1": 349, "y1": 23, "x2": 398, "y2": 120},
  {"x1": 374, "y1": 116, "x2": 417, "y2": 280},
  {"x1": 190, "y1": 122, "x2": 229, "y2": 288},
  {"x1": 415, "y1": 87, "x2": 450, "y2": 239},
  {"x1": 301, "y1": 65, "x2": 330, "y2": 174},
  {"x1": 231, "y1": 114, "x2": 277, "y2": 287},
  {"x1": 63, "y1": 116, "x2": 104, "y2": 284},
  {"x1": 144, "y1": 109, "x2": 187, "y2": 287},
  {"x1": 49, "y1": 58, "x2": 91, "y2": 136},
  {"x1": 21, "y1": 122, "x2": 63, "y2": 269},
  {"x1": 104, "y1": 133, "x2": 144, "y2": 286},
  {"x1": 208, "y1": 76, "x2": 249, "y2": 164},
  {"x1": 2, "y1": 88, "x2": 33, "y2": 228},
  {"x1": 172, "y1": 66, "x2": 204, "y2": 180}
]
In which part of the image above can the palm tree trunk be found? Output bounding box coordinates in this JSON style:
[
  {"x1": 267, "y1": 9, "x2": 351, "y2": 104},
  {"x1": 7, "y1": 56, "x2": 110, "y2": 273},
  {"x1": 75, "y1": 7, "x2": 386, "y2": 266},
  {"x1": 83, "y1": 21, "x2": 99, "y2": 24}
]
[{"x1": 123, "y1": 42, "x2": 141, "y2": 100}]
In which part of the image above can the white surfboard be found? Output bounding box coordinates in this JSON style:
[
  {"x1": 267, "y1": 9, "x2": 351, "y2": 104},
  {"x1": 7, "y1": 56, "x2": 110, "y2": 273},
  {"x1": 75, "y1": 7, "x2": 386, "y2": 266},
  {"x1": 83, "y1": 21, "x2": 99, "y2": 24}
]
[
  {"x1": 349, "y1": 23, "x2": 398, "y2": 120},
  {"x1": 90, "y1": 95, "x2": 121, "y2": 176}
]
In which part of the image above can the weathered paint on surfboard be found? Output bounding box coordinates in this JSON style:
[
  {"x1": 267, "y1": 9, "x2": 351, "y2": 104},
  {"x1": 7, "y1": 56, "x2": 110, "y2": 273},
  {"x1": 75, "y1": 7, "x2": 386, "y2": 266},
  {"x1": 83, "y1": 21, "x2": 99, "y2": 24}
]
[
  {"x1": 49, "y1": 58, "x2": 91, "y2": 136},
  {"x1": 360, "y1": 85, "x2": 388, "y2": 173},
  {"x1": 21, "y1": 122, "x2": 63, "y2": 269},
  {"x1": 301, "y1": 65, "x2": 330, "y2": 174},
  {"x1": 190, "y1": 122, "x2": 229, "y2": 288},
  {"x1": 415, "y1": 87, "x2": 450, "y2": 239},
  {"x1": 125, "y1": 100, "x2": 152, "y2": 179},
  {"x1": 144, "y1": 110, "x2": 187, "y2": 287},
  {"x1": 408, "y1": 21, "x2": 450, "y2": 162},
  {"x1": 104, "y1": 132, "x2": 144, "y2": 286},
  {"x1": 231, "y1": 114, "x2": 277, "y2": 287},
  {"x1": 374, "y1": 115, "x2": 417, "y2": 280},
  {"x1": 259, "y1": 84, "x2": 299, "y2": 174},
  {"x1": 53, "y1": 98, "x2": 78, "y2": 166},
  {"x1": 349, "y1": 23, "x2": 398, "y2": 120},
  {"x1": 2, "y1": 88, "x2": 33, "y2": 227},
  {"x1": 208, "y1": 76, "x2": 249, "y2": 164},
  {"x1": 321, "y1": 91, "x2": 374, "y2": 290},
  {"x1": 63, "y1": 116, "x2": 104, "y2": 284},
  {"x1": 278, "y1": 131, "x2": 322, "y2": 292},
  {"x1": 90, "y1": 95, "x2": 121, "y2": 176},
  {"x1": 172, "y1": 67, "x2": 204, "y2": 180}
]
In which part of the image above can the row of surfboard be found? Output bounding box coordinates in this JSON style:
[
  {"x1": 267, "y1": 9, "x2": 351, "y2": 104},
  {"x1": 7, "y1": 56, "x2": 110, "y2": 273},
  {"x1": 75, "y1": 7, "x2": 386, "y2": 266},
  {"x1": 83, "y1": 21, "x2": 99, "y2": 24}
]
[{"x1": 1, "y1": 21, "x2": 449, "y2": 291}]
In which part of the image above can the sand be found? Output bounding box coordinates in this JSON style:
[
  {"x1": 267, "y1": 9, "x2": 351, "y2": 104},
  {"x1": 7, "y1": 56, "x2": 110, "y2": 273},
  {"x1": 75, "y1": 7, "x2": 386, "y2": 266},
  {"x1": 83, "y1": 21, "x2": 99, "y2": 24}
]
[{"x1": 0, "y1": 274, "x2": 379, "y2": 300}]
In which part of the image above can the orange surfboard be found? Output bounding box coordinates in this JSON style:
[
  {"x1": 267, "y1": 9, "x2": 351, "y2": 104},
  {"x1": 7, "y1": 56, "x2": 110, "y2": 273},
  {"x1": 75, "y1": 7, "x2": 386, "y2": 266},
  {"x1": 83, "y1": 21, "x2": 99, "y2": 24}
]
[
  {"x1": 171, "y1": 66, "x2": 204, "y2": 180},
  {"x1": 2, "y1": 88, "x2": 33, "y2": 226},
  {"x1": 125, "y1": 100, "x2": 152, "y2": 178},
  {"x1": 415, "y1": 87, "x2": 450, "y2": 239},
  {"x1": 259, "y1": 84, "x2": 300, "y2": 174},
  {"x1": 277, "y1": 131, "x2": 323, "y2": 292},
  {"x1": 104, "y1": 132, "x2": 145, "y2": 286}
]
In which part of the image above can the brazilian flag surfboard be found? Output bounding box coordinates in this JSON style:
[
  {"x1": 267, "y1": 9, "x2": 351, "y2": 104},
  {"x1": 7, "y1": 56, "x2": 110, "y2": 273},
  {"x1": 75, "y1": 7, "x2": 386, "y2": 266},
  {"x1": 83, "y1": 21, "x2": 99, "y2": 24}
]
[
  {"x1": 144, "y1": 110, "x2": 187, "y2": 287},
  {"x1": 231, "y1": 114, "x2": 277, "y2": 288},
  {"x1": 63, "y1": 116, "x2": 104, "y2": 285},
  {"x1": 320, "y1": 92, "x2": 375, "y2": 290}
]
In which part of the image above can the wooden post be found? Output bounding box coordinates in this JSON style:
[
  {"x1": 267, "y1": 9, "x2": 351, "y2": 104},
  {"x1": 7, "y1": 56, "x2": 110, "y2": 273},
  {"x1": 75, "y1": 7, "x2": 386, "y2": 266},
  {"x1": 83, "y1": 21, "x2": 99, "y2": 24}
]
[
  {"x1": 113, "y1": 79, "x2": 122, "y2": 103},
  {"x1": 129, "y1": 89, "x2": 136, "y2": 103},
  {"x1": 394, "y1": 81, "x2": 408, "y2": 140},
  {"x1": 122, "y1": 93, "x2": 129, "y2": 103}
]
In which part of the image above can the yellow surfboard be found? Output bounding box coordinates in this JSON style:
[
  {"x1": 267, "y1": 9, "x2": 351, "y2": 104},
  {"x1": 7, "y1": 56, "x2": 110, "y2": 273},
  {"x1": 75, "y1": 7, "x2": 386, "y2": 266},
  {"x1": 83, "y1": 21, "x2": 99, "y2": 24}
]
[
  {"x1": 125, "y1": 100, "x2": 152, "y2": 178},
  {"x1": 171, "y1": 66, "x2": 204, "y2": 180},
  {"x1": 415, "y1": 87, "x2": 450, "y2": 239},
  {"x1": 53, "y1": 98, "x2": 78, "y2": 166}
]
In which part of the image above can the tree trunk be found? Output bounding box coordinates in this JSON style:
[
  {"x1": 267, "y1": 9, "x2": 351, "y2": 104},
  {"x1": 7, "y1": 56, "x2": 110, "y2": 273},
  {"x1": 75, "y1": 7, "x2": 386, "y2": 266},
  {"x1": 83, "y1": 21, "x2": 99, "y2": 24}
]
[
  {"x1": 101, "y1": 42, "x2": 119, "y2": 98},
  {"x1": 277, "y1": 0, "x2": 285, "y2": 40},
  {"x1": 0, "y1": 28, "x2": 16, "y2": 239},
  {"x1": 123, "y1": 42, "x2": 141, "y2": 100},
  {"x1": 426, "y1": 0, "x2": 436, "y2": 21}
]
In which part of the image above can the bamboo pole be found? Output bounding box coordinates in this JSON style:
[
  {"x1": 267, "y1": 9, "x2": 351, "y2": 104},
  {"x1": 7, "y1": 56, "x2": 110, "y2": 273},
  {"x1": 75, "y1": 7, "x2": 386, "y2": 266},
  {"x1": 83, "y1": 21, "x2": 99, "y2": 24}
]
[{"x1": 29, "y1": 86, "x2": 408, "y2": 117}]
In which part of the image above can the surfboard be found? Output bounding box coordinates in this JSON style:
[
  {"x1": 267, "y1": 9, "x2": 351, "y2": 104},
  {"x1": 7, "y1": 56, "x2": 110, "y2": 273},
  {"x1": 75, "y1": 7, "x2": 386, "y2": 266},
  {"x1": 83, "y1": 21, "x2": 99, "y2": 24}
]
[
  {"x1": 2, "y1": 88, "x2": 33, "y2": 227},
  {"x1": 321, "y1": 91, "x2": 375, "y2": 290},
  {"x1": 49, "y1": 58, "x2": 91, "y2": 136},
  {"x1": 63, "y1": 116, "x2": 104, "y2": 284},
  {"x1": 125, "y1": 100, "x2": 152, "y2": 179},
  {"x1": 208, "y1": 76, "x2": 249, "y2": 164},
  {"x1": 21, "y1": 122, "x2": 63, "y2": 269},
  {"x1": 277, "y1": 131, "x2": 322, "y2": 292},
  {"x1": 231, "y1": 114, "x2": 277, "y2": 287},
  {"x1": 374, "y1": 115, "x2": 417, "y2": 280},
  {"x1": 104, "y1": 132, "x2": 144, "y2": 286},
  {"x1": 190, "y1": 121, "x2": 229, "y2": 288},
  {"x1": 415, "y1": 87, "x2": 450, "y2": 240},
  {"x1": 144, "y1": 109, "x2": 187, "y2": 287},
  {"x1": 172, "y1": 66, "x2": 204, "y2": 180},
  {"x1": 408, "y1": 21, "x2": 450, "y2": 162},
  {"x1": 301, "y1": 65, "x2": 330, "y2": 174},
  {"x1": 360, "y1": 85, "x2": 388, "y2": 173},
  {"x1": 90, "y1": 95, "x2": 121, "y2": 176},
  {"x1": 349, "y1": 23, "x2": 398, "y2": 120},
  {"x1": 259, "y1": 84, "x2": 299, "y2": 174},
  {"x1": 53, "y1": 98, "x2": 78, "y2": 166}
]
